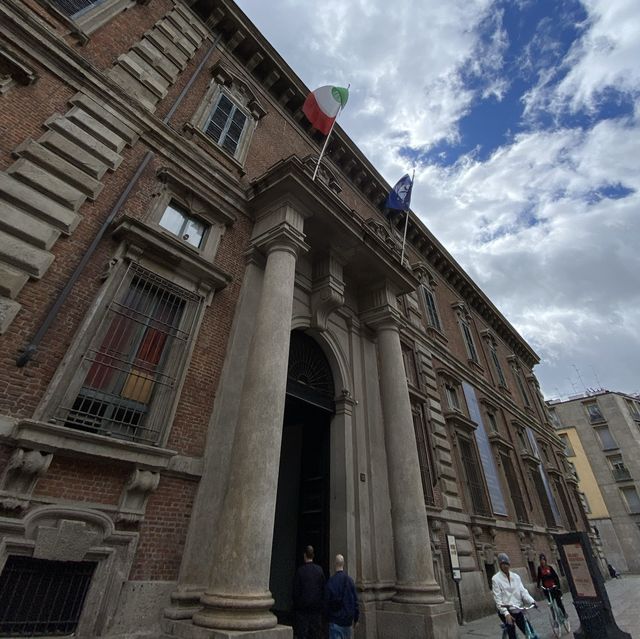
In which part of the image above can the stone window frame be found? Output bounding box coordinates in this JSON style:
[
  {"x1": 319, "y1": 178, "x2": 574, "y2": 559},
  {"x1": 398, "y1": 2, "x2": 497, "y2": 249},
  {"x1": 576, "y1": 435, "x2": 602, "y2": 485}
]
[
  {"x1": 401, "y1": 340, "x2": 420, "y2": 389},
  {"x1": 0, "y1": 505, "x2": 138, "y2": 638},
  {"x1": 507, "y1": 355, "x2": 532, "y2": 409},
  {"x1": 480, "y1": 329, "x2": 508, "y2": 390},
  {"x1": 185, "y1": 62, "x2": 266, "y2": 167},
  {"x1": 412, "y1": 264, "x2": 446, "y2": 341},
  {"x1": 39, "y1": 0, "x2": 141, "y2": 41},
  {"x1": 34, "y1": 170, "x2": 233, "y2": 453},
  {"x1": 452, "y1": 302, "x2": 481, "y2": 367}
]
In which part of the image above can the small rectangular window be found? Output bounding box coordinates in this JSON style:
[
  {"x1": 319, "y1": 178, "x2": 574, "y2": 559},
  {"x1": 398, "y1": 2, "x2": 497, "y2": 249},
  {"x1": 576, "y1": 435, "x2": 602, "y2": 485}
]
[
  {"x1": 445, "y1": 384, "x2": 460, "y2": 411},
  {"x1": 401, "y1": 344, "x2": 419, "y2": 387},
  {"x1": 205, "y1": 94, "x2": 248, "y2": 156},
  {"x1": 625, "y1": 398, "x2": 640, "y2": 419},
  {"x1": 595, "y1": 426, "x2": 618, "y2": 451},
  {"x1": 159, "y1": 201, "x2": 207, "y2": 248},
  {"x1": 620, "y1": 486, "x2": 640, "y2": 513},
  {"x1": 585, "y1": 401, "x2": 604, "y2": 423},
  {"x1": 608, "y1": 455, "x2": 631, "y2": 481},
  {"x1": 50, "y1": 0, "x2": 105, "y2": 17},
  {"x1": 0, "y1": 556, "x2": 96, "y2": 636},
  {"x1": 487, "y1": 411, "x2": 499, "y2": 433}
]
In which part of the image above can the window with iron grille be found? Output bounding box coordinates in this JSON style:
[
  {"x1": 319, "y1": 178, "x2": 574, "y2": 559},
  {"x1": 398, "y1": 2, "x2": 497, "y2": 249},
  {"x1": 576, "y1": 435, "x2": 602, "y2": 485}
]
[
  {"x1": 204, "y1": 93, "x2": 248, "y2": 157},
  {"x1": 422, "y1": 286, "x2": 441, "y2": 331},
  {"x1": 500, "y1": 453, "x2": 528, "y2": 523},
  {"x1": 533, "y1": 470, "x2": 557, "y2": 527},
  {"x1": 0, "y1": 556, "x2": 96, "y2": 637},
  {"x1": 53, "y1": 264, "x2": 202, "y2": 445},
  {"x1": 460, "y1": 318, "x2": 478, "y2": 362},
  {"x1": 458, "y1": 435, "x2": 491, "y2": 516},
  {"x1": 412, "y1": 404, "x2": 436, "y2": 506},
  {"x1": 50, "y1": 0, "x2": 105, "y2": 17}
]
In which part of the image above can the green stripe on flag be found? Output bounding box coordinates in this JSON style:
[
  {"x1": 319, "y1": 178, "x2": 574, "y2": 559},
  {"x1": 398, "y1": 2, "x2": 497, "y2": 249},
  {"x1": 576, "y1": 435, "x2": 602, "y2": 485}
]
[{"x1": 331, "y1": 86, "x2": 349, "y2": 107}]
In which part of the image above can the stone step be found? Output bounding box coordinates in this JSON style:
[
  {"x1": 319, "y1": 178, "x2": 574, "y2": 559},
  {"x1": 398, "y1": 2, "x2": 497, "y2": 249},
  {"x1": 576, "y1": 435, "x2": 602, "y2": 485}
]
[
  {"x1": 0, "y1": 262, "x2": 29, "y2": 299},
  {"x1": 0, "y1": 173, "x2": 80, "y2": 234},
  {"x1": 67, "y1": 107, "x2": 129, "y2": 153},
  {"x1": 0, "y1": 295, "x2": 21, "y2": 334},
  {"x1": 0, "y1": 228, "x2": 54, "y2": 278},
  {"x1": 44, "y1": 115, "x2": 123, "y2": 170},
  {"x1": 70, "y1": 92, "x2": 139, "y2": 145},
  {"x1": 13, "y1": 139, "x2": 104, "y2": 201},
  {"x1": 39, "y1": 130, "x2": 110, "y2": 180},
  {"x1": 8, "y1": 159, "x2": 87, "y2": 211},
  {"x1": 0, "y1": 200, "x2": 60, "y2": 250}
]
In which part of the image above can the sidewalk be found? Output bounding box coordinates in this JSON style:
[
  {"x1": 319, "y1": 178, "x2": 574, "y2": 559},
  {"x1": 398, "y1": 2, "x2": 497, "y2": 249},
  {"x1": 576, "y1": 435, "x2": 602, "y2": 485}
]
[{"x1": 459, "y1": 574, "x2": 639, "y2": 638}]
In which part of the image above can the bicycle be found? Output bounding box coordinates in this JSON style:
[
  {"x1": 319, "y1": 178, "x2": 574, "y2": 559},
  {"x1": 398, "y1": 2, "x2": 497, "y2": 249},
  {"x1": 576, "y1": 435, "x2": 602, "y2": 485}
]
[
  {"x1": 541, "y1": 586, "x2": 571, "y2": 637},
  {"x1": 500, "y1": 603, "x2": 539, "y2": 639}
]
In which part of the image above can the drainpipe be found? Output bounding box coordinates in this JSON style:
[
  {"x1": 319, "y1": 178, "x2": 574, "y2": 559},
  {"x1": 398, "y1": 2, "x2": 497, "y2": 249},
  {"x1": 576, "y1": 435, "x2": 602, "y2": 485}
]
[{"x1": 16, "y1": 32, "x2": 222, "y2": 367}]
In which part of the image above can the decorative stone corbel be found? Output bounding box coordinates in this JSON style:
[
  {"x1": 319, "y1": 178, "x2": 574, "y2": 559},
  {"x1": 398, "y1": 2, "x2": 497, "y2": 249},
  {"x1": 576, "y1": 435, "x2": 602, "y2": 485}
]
[
  {"x1": 0, "y1": 448, "x2": 52, "y2": 511},
  {"x1": 310, "y1": 253, "x2": 345, "y2": 331},
  {"x1": 117, "y1": 468, "x2": 160, "y2": 523}
]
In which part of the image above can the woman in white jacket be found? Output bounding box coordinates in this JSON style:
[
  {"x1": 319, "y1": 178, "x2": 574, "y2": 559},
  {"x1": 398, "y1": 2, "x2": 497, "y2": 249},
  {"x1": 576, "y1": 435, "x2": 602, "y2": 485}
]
[{"x1": 492, "y1": 553, "x2": 536, "y2": 638}]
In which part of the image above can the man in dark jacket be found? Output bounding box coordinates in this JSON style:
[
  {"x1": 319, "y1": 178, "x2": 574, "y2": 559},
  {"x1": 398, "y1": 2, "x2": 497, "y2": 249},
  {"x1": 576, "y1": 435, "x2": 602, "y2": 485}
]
[
  {"x1": 292, "y1": 545, "x2": 325, "y2": 639},
  {"x1": 325, "y1": 554, "x2": 359, "y2": 639},
  {"x1": 536, "y1": 553, "x2": 567, "y2": 617}
]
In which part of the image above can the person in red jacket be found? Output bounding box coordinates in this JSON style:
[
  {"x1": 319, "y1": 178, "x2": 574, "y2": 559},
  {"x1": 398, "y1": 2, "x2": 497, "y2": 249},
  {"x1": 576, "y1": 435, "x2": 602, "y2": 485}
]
[{"x1": 536, "y1": 553, "x2": 567, "y2": 617}]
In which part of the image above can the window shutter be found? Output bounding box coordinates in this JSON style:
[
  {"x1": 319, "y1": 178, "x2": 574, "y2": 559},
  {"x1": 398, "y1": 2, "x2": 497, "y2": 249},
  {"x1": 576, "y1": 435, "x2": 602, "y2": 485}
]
[
  {"x1": 206, "y1": 95, "x2": 234, "y2": 144},
  {"x1": 222, "y1": 108, "x2": 247, "y2": 155}
]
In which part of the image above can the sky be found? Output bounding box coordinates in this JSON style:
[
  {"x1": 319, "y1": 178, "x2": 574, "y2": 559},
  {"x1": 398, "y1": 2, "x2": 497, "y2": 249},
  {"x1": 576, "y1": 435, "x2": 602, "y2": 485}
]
[{"x1": 235, "y1": 0, "x2": 640, "y2": 400}]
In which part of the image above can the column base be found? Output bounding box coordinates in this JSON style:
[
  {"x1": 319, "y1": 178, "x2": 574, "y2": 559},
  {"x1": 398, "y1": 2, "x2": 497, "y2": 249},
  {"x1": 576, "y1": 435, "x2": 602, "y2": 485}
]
[
  {"x1": 163, "y1": 619, "x2": 292, "y2": 639},
  {"x1": 377, "y1": 600, "x2": 459, "y2": 639},
  {"x1": 192, "y1": 592, "x2": 277, "y2": 631}
]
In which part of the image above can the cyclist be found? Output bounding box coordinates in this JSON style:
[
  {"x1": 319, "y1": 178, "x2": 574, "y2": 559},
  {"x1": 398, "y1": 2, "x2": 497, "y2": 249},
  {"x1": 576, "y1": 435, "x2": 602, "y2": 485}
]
[
  {"x1": 536, "y1": 553, "x2": 567, "y2": 618},
  {"x1": 492, "y1": 553, "x2": 537, "y2": 639}
]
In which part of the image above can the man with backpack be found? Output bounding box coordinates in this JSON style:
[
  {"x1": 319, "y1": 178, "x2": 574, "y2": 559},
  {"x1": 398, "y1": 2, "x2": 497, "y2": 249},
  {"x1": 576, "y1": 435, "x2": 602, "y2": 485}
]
[{"x1": 325, "y1": 554, "x2": 359, "y2": 639}]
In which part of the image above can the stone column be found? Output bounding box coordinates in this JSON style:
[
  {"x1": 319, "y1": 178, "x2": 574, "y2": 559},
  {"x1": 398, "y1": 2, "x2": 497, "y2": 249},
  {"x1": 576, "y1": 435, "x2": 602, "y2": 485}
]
[
  {"x1": 192, "y1": 214, "x2": 308, "y2": 634},
  {"x1": 363, "y1": 294, "x2": 444, "y2": 605}
]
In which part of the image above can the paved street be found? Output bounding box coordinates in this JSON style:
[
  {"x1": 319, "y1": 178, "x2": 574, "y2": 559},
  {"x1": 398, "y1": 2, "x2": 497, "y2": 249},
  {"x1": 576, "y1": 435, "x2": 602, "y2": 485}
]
[{"x1": 459, "y1": 575, "x2": 640, "y2": 639}]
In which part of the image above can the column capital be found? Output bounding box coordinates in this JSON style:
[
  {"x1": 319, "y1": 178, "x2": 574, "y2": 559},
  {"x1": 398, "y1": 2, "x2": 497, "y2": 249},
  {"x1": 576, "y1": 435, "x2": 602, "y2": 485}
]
[
  {"x1": 251, "y1": 222, "x2": 310, "y2": 259},
  {"x1": 360, "y1": 304, "x2": 403, "y2": 332}
]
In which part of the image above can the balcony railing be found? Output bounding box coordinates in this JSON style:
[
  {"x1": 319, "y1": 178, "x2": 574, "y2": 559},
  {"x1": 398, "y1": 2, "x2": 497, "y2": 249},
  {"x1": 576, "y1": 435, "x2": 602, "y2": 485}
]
[{"x1": 612, "y1": 467, "x2": 632, "y2": 482}]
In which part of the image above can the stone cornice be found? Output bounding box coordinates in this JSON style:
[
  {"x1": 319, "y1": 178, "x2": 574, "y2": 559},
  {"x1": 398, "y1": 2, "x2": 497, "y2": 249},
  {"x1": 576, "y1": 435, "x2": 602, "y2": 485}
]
[{"x1": 0, "y1": 0, "x2": 248, "y2": 220}]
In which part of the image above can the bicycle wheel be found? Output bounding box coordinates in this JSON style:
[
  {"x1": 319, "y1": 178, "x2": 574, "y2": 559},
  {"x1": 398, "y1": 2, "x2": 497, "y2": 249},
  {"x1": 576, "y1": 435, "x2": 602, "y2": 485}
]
[{"x1": 549, "y1": 607, "x2": 561, "y2": 639}]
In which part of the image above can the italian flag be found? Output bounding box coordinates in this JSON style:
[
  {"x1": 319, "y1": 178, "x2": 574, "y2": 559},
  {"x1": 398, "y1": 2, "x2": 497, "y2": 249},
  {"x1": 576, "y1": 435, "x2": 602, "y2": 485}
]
[{"x1": 303, "y1": 85, "x2": 349, "y2": 135}]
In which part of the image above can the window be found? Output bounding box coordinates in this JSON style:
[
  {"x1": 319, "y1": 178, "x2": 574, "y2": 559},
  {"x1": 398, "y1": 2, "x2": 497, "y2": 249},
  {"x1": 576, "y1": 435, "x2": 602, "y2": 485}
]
[
  {"x1": 501, "y1": 453, "x2": 528, "y2": 523},
  {"x1": 412, "y1": 404, "x2": 436, "y2": 506},
  {"x1": 585, "y1": 401, "x2": 604, "y2": 423},
  {"x1": 445, "y1": 383, "x2": 461, "y2": 411},
  {"x1": 0, "y1": 556, "x2": 96, "y2": 636},
  {"x1": 620, "y1": 486, "x2": 640, "y2": 514},
  {"x1": 548, "y1": 408, "x2": 561, "y2": 427},
  {"x1": 53, "y1": 264, "x2": 203, "y2": 445},
  {"x1": 487, "y1": 411, "x2": 499, "y2": 433},
  {"x1": 159, "y1": 200, "x2": 207, "y2": 248},
  {"x1": 422, "y1": 286, "x2": 442, "y2": 331},
  {"x1": 460, "y1": 317, "x2": 479, "y2": 362},
  {"x1": 559, "y1": 434, "x2": 574, "y2": 457},
  {"x1": 204, "y1": 93, "x2": 248, "y2": 157},
  {"x1": 595, "y1": 426, "x2": 618, "y2": 451},
  {"x1": 625, "y1": 398, "x2": 640, "y2": 420},
  {"x1": 458, "y1": 435, "x2": 491, "y2": 516},
  {"x1": 513, "y1": 366, "x2": 531, "y2": 408},
  {"x1": 401, "y1": 343, "x2": 419, "y2": 387},
  {"x1": 533, "y1": 470, "x2": 557, "y2": 527},
  {"x1": 554, "y1": 478, "x2": 576, "y2": 528},
  {"x1": 51, "y1": 0, "x2": 105, "y2": 17},
  {"x1": 608, "y1": 455, "x2": 631, "y2": 481},
  {"x1": 489, "y1": 343, "x2": 507, "y2": 387},
  {"x1": 516, "y1": 427, "x2": 529, "y2": 452}
]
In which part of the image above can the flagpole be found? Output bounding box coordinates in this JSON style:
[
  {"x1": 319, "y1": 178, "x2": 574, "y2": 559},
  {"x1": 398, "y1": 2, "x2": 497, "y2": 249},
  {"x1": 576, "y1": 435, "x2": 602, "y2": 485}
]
[
  {"x1": 399, "y1": 168, "x2": 415, "y2": 265},
  {"x1": 312, "y1": 83, "x2": 350, "y2": 182}
]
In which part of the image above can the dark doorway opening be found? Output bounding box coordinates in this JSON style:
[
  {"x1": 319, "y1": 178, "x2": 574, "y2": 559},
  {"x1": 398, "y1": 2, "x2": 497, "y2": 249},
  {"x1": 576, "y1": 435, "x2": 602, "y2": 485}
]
[
  {"x1": 484, "y1": 561, "x2": 496, "y2": 589},
  {"x1": 269, "y1": 331, "x2": 334, "y2": 626}
]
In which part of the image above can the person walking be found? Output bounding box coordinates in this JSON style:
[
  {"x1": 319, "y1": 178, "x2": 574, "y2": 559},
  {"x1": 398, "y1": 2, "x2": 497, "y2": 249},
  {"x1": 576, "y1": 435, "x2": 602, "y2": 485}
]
[
  {"x1": 292, "y1": 545, "x2": 326, "y2": 639},
  {"x1": 492, "y1": 553, "x2": 536, "y2": 639},
  {"x1": 536, "y1": 553, "x2": 567, "y2": 617},
  {"x1": 325, "y1": 554, "x2": 359, "y2": 639}
]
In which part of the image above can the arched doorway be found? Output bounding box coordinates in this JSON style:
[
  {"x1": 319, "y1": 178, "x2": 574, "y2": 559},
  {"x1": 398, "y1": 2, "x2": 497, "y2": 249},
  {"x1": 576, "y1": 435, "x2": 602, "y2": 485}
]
[{"x1": 269, "y1": 330, "x2": 335, "y2": 624}]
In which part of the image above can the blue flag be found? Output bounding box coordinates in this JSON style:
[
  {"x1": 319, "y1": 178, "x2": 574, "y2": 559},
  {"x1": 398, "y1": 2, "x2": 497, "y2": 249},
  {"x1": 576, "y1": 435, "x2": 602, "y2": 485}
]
[{"x1": 385, "y1": 174, "x2": 413, "y2": 211}]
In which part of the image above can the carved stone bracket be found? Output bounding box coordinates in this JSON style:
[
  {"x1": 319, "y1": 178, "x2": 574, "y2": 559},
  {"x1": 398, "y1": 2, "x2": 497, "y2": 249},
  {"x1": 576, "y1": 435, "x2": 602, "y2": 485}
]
[
  {"x1": 117, "y1": 468, "x2": 160, "y2": 523},
  {"x1": 311, "y1": 253, "x2": 345, "y2": 331},
  {"x1": 302, "y1": 155, "x2": 342, "y2": 193},
  {"x1": 0, "y1": 448, "x2": 52, "y2": 511},
  {"x1": 364, "y1": 217, "x2": 401, "y2": 256}
]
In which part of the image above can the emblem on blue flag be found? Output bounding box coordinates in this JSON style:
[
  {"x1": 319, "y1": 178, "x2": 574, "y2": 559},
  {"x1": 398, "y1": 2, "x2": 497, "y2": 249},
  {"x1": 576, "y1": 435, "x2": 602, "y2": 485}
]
[{"x1": 385, "y1": 174, "x2": 413, "y2": 212}]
